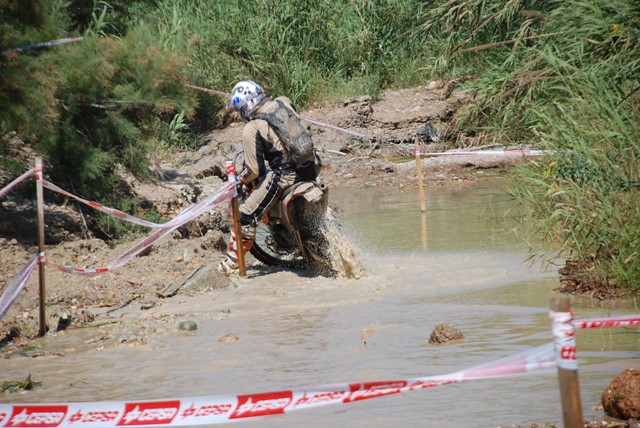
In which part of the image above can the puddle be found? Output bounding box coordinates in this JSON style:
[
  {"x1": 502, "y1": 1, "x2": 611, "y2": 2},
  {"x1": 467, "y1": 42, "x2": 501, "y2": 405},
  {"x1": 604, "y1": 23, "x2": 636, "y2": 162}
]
[{"x1": 1, "y1": 181, "x2": 638, "y2": 427}]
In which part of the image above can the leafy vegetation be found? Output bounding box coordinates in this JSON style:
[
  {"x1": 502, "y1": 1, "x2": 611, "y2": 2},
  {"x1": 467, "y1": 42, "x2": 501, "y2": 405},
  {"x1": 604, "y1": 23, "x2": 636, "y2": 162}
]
[
  {"x1": 1, "y1": 0, "x2": 438, "y2": 238},
  {"x1": 1, "y1": 374, "x2": 41, "y2": 393},
  {"x1": 426, "y1": 0, "x2": 639, "y2": 290}
]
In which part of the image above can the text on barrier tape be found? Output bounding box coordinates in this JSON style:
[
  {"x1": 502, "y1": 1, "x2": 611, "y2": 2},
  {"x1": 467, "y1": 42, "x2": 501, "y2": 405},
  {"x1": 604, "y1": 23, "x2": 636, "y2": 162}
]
[
  {"x1": 0, "y1": 343, "x2": 556, "y2": 427},
  {"x1": 574, "y1": 314, "x2": 640, "y2": 329},
  {"x1": 550, "y1": 310, "x2": 577, "y2": 370}
]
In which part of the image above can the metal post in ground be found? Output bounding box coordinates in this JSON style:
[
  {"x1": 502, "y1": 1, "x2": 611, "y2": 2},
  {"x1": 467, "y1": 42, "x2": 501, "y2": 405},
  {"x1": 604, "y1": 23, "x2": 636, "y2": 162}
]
[
  {"x1": 550, "y1": 295, "x2": 584, "y2": 427},
  {"x1": 35, "y1": 157, "x2": 47, "y2": 336}
]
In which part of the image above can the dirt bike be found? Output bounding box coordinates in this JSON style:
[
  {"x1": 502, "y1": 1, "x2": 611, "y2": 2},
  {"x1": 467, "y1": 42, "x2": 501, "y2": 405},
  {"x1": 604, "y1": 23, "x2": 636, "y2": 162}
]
[{"x1": 246, "y1": 179, "x2": 336, "y2": 276}]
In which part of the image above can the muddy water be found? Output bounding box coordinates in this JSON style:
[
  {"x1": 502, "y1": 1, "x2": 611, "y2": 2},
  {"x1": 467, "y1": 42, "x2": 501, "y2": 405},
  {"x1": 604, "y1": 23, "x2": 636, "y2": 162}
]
[{"x1": 2, "y1": 181, "x2": 639, "y2": 427}]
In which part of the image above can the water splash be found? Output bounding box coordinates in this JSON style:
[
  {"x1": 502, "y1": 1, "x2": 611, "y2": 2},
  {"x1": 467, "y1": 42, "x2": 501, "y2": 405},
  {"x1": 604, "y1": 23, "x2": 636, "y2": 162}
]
[{"x1": 324, "y1": 210, "x2": 367, "y2": 279}]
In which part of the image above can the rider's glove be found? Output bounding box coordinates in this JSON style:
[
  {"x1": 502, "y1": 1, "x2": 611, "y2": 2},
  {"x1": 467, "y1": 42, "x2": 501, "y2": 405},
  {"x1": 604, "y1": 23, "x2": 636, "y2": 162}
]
[
  {"x1": 236, "y1": 182, "x2": 246, "y2": 198},
  {"x1": 236, "y1": 181, "x2": 254, "y2": 199}
]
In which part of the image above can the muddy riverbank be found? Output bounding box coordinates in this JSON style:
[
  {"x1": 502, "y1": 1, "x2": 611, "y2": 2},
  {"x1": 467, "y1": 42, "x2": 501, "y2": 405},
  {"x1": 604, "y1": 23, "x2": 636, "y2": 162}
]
[
  {"x1": 2, "y1": 182, "x2": 638, "y2": 428},
  {"x1": 2, "y1": 82, "x2": 636, "y2": 427},
  {"x1": 1, "y1": 80, "x2": 529, "y2": 348}
]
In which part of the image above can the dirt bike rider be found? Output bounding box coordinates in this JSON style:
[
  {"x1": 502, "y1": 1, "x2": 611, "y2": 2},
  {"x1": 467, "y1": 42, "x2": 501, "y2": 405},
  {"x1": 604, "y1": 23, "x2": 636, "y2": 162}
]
[{"x1": 218, "y1": 80, "x2": 320, "y2": 275}]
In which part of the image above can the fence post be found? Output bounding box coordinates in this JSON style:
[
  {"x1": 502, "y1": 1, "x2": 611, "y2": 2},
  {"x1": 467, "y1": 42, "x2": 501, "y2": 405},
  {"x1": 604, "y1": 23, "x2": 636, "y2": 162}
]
[
  {"x1": 414, "y1": 137, "x2": 427, "y2": 250},
  {"x1": 550, "y1": 295, "x2": 584, "y2": 427},
  {"x1": 35, "y1": 157, "x2": 47, "y2": 336},
  {"x1": 226, "y1": 161, "x2": 246, "y2": 277}
]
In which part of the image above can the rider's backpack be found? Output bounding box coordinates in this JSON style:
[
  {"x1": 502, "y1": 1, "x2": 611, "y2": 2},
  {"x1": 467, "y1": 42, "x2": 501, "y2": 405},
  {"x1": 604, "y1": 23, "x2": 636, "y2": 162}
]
[{"x1": 250, "y1": 100, "x2": 318, "y2": 175}]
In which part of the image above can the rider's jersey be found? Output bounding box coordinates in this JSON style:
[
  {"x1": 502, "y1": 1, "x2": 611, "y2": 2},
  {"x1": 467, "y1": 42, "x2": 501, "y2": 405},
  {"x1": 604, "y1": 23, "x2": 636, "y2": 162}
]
[{"x1": 239, "y1": 96, "x2": 295, "y2": 184}]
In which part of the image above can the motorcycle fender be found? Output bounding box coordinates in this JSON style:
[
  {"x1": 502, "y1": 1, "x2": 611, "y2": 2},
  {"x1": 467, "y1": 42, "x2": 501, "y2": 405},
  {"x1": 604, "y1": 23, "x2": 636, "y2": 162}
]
[
  {"x1": 283, "y1": 182, "x2": 314, "y2": 206},
  {"x1": 302, "y1": 186, "x2": 324, "y2": 203},
  {"x1": 282, "y1": 182, "x2": 327, "y2": 224}
]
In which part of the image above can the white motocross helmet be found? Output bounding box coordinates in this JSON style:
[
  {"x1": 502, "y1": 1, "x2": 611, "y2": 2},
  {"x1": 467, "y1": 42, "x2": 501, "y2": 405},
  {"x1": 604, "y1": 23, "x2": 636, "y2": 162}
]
[{"x1": 227, "y1": 80, "x2": 266, "y2": 120}]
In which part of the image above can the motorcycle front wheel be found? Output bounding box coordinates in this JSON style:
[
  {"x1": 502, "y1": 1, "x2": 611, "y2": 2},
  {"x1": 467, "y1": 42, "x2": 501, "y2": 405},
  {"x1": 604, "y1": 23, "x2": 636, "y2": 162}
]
[{"x1": 249, "y1": 222, "x2": 306, "y2": 269}]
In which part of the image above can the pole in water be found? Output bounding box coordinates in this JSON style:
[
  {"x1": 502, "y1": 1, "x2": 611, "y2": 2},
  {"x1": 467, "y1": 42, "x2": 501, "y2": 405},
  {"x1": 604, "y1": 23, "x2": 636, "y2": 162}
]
[
  {"x1": 550, "y1": 295, "x2": 584, "y2": 427},
  {"x1": 35, "y1": 157, "x2": 47, "y2": 336},
  {"x1": 414, "y1": 137, "x2": 427, "y2": 250}
]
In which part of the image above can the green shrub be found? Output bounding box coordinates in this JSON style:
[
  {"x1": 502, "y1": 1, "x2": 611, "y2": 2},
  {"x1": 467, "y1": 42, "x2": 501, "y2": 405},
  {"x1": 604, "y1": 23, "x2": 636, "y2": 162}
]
[{"x1": 512, "y1": 71, "x2": 640, "y2": 290}]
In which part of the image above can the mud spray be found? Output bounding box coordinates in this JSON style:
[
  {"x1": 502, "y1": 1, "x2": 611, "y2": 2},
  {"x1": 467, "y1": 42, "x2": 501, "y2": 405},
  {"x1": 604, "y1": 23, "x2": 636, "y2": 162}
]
[{"x1": 324, "y1": 209, "x2": 367, "y2": 279}]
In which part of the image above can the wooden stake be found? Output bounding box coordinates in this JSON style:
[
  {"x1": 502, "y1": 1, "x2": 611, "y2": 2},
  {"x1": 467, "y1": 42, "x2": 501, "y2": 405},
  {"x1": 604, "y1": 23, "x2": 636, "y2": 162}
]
[
  {"x1": 414, "y1": 137, "x2": 426, "y2": 214},
  {"x1": 35, "y1": 157, "x2": 47, "y2": 336},
  {"x1": 421, "y1": 212, "x2": 428, "y2": 251},
  {"x1": 550, "y1": 295, "x2": 584, "y2": 428},
  {"x1": 415, "y1": 138, "x2": 427, "y2": 250},
  {"x1": 231, "y1": 196, "x2": 246, "y2": 277},
  {"x1": 225, "y1": 161, "x2": 246, "y2": 277}
]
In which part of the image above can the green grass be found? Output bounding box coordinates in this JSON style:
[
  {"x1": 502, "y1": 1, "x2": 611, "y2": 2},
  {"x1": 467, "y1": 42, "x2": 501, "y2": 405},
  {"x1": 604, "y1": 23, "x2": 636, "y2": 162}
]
[{"x1": 1, "y1": 374, "x2": 41, "y2": 393}]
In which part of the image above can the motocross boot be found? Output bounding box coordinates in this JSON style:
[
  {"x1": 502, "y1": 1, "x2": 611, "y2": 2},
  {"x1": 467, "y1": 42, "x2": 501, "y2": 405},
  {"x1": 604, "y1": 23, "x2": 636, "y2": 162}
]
[{"x1": 217, "y1": 225, "x2": 255, "y2": 275}]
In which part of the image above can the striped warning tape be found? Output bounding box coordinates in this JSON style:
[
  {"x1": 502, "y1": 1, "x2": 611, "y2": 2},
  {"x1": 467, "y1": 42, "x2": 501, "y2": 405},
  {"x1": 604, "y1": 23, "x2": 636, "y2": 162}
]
[
  {"x1": 187, "y1": 84, "x2": 556, "y2": 153},
  {"x1": 0, "y1": 168, "x2": 36, "y2": 198},
  {"x1": 0, "y1": 182, "x2": 235, "y2": 321},
  {"x1": 0, "y1": 343, "x2": 556, "y2": 427},
  {"x1": 1, "y1": 310, "x2": 637, "y2": 427},
  {"x1": 418, "y1": 149, "x2": 551, "y2": 157},
  {"x1": 0, "y1": 254, "x2": 39, "y2": 320},
  {"x1": 574, "y1": 314, "x2": 640, "y2": 329},
  {"x1": 44, "y1": 181, "x2": 235, "y2": 275}
]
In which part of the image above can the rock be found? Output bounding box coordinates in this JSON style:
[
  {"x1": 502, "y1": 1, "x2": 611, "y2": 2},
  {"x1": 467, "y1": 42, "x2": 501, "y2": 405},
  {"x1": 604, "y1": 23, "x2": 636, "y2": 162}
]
[
  {"x1": 428, "y1": 323, "x2": 464, "y2": 344},
  {"x1": 56, "y1": 313, "x2": 71, "y2": 331},
  {"x1": 216, "y1": 309, "x2": 231, "y2": 320},
  {"x1": 218, "y1": 333, "x2": 239, "y2": 343},
  {"x1": 71, "y1": 309, "x2": 95, "y2": 326},
  {"x1": 426, "y1": 81, "x2": 441, "y2": 90},
  {"x1": 178, "y1": 320, "x2": 198, "y2": 331},
  {"x1": 602, "y1": 368, "x2": 640, "y2": 419},
  {"x1": 140, "y1": 299, "x2": 157, "y2": 310},
  {"x1": 158, "y1": 266, "x2": 232, "y2": 297},
  {"x1": 119, "y1": 332, "x2": 146, "y2": 345},
  {"x1": 417, "y1": 121, "x2": 440, "y2": 143}
]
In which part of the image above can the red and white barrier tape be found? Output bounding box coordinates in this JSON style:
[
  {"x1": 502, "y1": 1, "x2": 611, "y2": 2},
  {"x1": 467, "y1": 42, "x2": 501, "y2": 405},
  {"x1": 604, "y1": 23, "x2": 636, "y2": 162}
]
[
  {"x1": 186, "y1": 84, "x2": 377, "y2": 141},
  {"x1": 42, "y1": 181, "x2": 167, "y2": 229},
  {"x1": 298, "y1": 115, "x2": 372, "y2": 140},
  {"x1": 0, "y1": 343, "x2": 556, "y2": 427},
  {"x1": 550, "y1": 310, "x2": 577, "y2": 370},
  {"x1": 418, "y1": 149, "x2": 551, "y2": 157},
  {"x1": 225, "y1": 161, "x2": 237, "y2": 183},
  {"x1": 44, "y1": 181, "x2": 235, "y2": 275},
  {"x1": 0, "y1": 254, "x2": 39, "y2": 320},
  {"x1": 1, "y1": 178, "x2": 233, "y2": 319},
  {"x1": 574, "y1": 314, "x2": 640, "y2": 329},
  {"x1": 185, "y1": 84, "x2": 229, "y2": 98},
  {"x1": 0, "y1": 168, "x2": 36, "y2": 199},
  {"x1": 186, "y1": 84, "x2": 560, "y2": 150}
]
